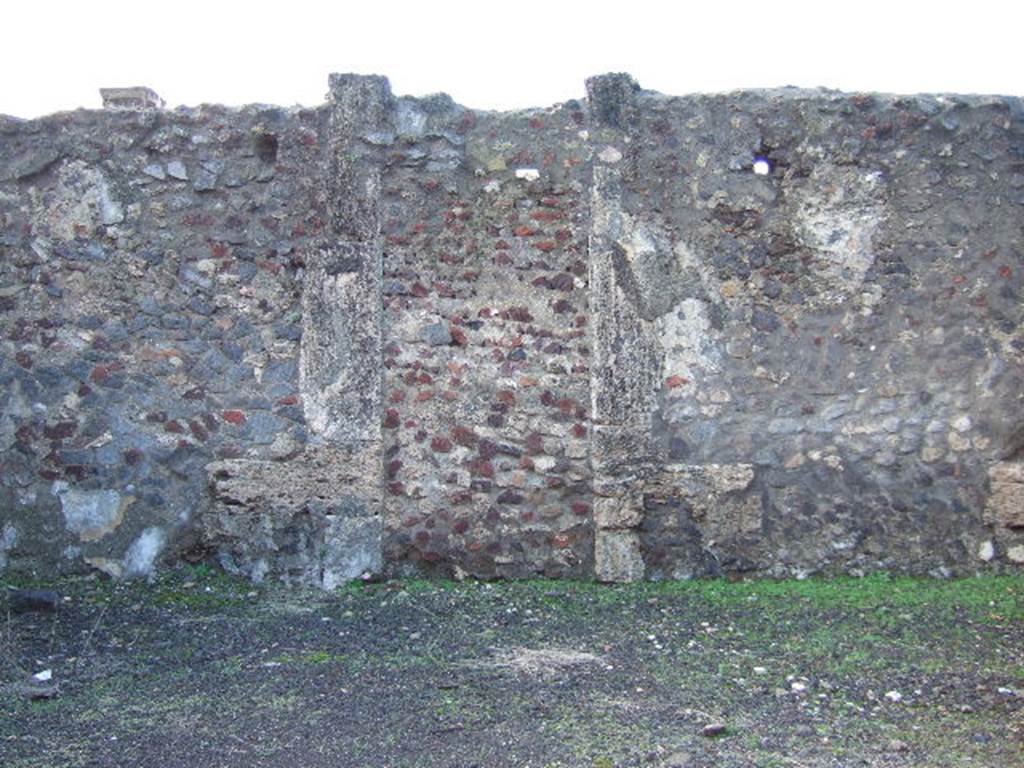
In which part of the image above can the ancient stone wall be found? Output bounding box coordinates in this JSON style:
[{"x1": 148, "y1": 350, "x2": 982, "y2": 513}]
[{"x1": 1, "y1": 74, "x2": 1021, "y2": 584}]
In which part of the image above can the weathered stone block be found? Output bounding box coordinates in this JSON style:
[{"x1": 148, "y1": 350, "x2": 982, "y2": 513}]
[
  {"x1": 590, "y1": 424, "x2": 656, "y2": 477},
  {"x1": 595, "y1": 530, "x2": 644, "y2": 582},
  {"x1": 99, "y1": 86, "x2": 163, "y2": 110},
  {"x1": 594, "y1": 493, "x2": 644, "y2": 530},
  {"x1": 322, "y1": 516, "x2": 383, "y2": 589},
  {"x1": 644, "y1": 464, "x2": 760, "y2": 542},
  {"x1": 202, "y1": 443, "x2": 382, "y2": 585},
  {"x1": 300, "y1": 242, "x2": 382, "y2": 444},
  {"x1": 589, "y1": 166, "x2": 663, "y2": 428},
  {"x1": 585, "y1": 73, "x2": 640, "y2": 129},
  {"x1": 986, "y1": 462, "x2": 1024, "y2": 529}
]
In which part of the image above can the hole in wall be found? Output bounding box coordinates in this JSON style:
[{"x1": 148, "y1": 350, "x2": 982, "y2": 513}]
[
  {"x1": 752, "y1": 156, "x2": 772, "y2": 176},
  {"x1": 254, "y1": 133, "x2": 279, "y2": 164}
]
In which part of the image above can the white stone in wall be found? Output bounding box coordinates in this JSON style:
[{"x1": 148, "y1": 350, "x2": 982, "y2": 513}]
[
  {"x1": 123, "y1": 527, "x2": 166, "y2": 578},
  {"x1": 0, "y1": 523, "x2": 17, "y2": 570}
]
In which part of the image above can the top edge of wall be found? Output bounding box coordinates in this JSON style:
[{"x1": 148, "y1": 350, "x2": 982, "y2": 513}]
[{"x1": 2, "y1": 71, "x2": 1021, "y2": 126}]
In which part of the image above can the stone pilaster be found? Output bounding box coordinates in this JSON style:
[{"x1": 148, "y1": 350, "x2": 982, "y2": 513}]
[
  {"x1": 297, "y1": 74, "x2": 394, "y2": 585},
  {"x1": 588, "y1": 155, "x2": 656, "y2": 582}
]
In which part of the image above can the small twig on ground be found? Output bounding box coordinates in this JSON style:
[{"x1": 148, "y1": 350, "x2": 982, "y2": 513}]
[
  {"x1": 71, "y1": 602, "x2": 109, "y2": 678},
  {"x1": 1, "y1": 607, "x2": 23, "y2": 679}
]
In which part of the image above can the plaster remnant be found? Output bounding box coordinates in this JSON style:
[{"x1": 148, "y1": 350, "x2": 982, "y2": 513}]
[
  {"x1": 797, "y1": 165, "x2": 886, "y2": 305},
  {"x1": 32, "y1": 161, "x2": 125, "y2": 240},
  {"x1": 55, "y1": 486, "x2": 129, "y2": 542},
  {"x1": 656, "y1": 298, "x2": 718, "y2": 372}
]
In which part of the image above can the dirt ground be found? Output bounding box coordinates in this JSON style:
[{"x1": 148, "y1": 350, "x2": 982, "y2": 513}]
[{"x1": 2, "y1": 570, "x2": 1022, "y2": 768}]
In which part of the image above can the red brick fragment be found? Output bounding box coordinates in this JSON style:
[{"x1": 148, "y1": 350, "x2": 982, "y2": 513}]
[
  {"x1": 43, "y1": 421, "x2": 77, "y2": 440},
  {"x1": 451, "y1": 426, "x2": 479, "y2": 447},
  {"x1": 505, "y1": 307, "x2": 534, "y2": 323},
  {"x1": 431, "y1": 437, "x2": 453, "y2": 453},
  {"x1": 450, "y1": 326, "x2": 468, "y2": 346},
  {"x1": 221, "y1": 410, "x2": 247, "y2": 425},
  {"x1": 468, "y1": 459, "x2": 495, "y2": 478}
]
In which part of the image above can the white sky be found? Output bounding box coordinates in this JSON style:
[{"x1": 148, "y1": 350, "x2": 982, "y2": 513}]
[{"x1": 3, "y1": 0, "x2": 1021, "y2": 118}]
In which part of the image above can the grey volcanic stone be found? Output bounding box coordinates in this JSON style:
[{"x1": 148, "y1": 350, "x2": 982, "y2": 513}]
[
  {"x1": 8, "y1": 589, "x2": 60, "y2": 613},
  {"x1": 166, "y1": 160, "x2": 188, "y2": 180},
  {"x1": 420, "y1": 323, "x2": 452, "y2": 347}
]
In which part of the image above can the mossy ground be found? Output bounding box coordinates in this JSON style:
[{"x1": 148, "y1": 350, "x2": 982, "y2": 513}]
[{"x1": 1, "y1": 570, "x2": 1021, "y2": 767}]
